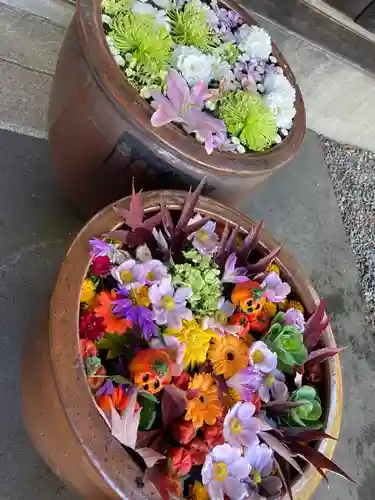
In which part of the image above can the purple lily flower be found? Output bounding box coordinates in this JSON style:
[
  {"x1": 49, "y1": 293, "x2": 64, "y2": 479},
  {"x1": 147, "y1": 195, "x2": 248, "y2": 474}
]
[
  {"x1": 212, "y1": 131, "x2": 238, "y2": 152},
  {"x1": 261, "y1": 271, "x2": 291, "y2": 303},
  {"x1": 150, "y1": 69, "x2": 226, "y2": 154},
  {"x1": 96, "y1": 379, "x2": 114, "y2": 398},
  {"x1": 284, "y1": 307, "x2": 305, "y2": 332},
  {"x1": 226, "y1": 366, "x2": 263, "y2": 401},
  {"x1": 89, "y1": 237, "x2": 114, "y2": 257},
  {"x1": 222, "y1": 253, "x2": 248, "y2": 283}
]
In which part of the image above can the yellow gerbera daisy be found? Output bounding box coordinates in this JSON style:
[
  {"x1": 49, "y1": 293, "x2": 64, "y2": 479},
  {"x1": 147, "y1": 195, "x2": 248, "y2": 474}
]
[
  {"x1": 189, "y1": 481, "x2": 209, "y2": 500},
  {"x1": 80, "y1": 278, "x2": 96, "y2": 304},
  {"x1": 208, "y1": 334, "x2": 249, "y2": 379},
  {"x1": 166, "y1": 319, "x2": 216, "y2": 369},
  {"x1": 185, "y1": 373, "x2": 222, "y2": 428},
  {"x1": 287, "y1": 299, "x2": 305, "y2": 313}
]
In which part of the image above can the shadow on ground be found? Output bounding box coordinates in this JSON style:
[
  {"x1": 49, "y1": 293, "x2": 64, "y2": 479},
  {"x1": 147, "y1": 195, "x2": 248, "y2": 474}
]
[{"x1": 0, "y1": 129, "x2": 371, "y2": 499}]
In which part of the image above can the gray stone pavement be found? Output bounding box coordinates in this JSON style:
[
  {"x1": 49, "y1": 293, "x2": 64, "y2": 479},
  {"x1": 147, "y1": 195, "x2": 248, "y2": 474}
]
[{"x1": 0, "y1": 128, "x2": 371, "y2": 499}]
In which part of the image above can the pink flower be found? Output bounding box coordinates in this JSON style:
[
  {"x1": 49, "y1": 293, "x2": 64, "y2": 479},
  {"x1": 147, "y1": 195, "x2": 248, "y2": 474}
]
[
  {"x1": 258, "y1": 369, "x2": 288, "y2": 403},
  {"x1": 284, "y1": 307, "x2": 305, "y2": 332},
  {"x1": 223, "y1": 402, "x2": 261, "y2": 449},
  {"x1": 149, "y1": 277, "x2": 192, "y2": 329},
  {"x1": 261, "y1": 271, "x2": 291, "y2": 303},
  {"x1": 226, "y1": 366, "x2": 263, "y2": 401},
  {"x1": 150, "y1": 69, "x2": 226, "y2": 154},
  {"x1": 202, "y1": 443, "x2": 250, "y2": 500}
]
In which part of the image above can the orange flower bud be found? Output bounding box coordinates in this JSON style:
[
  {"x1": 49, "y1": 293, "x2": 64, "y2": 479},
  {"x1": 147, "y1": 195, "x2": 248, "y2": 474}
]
[
  {"x1": 188, "y1": 438, "x2": 209, "y2": 465},
  {"x1": 202, "y1": 418, "x2": 224, "y2": 448},
  {"x1": 172, "y1": 372, "x2": 190, "y2": 390},
  {"x1": 168, "y1": 447, "x2": 192, "y2": 477},
  {"x1": 171, "y1": 420, "x2": 196, "y2": 445}
]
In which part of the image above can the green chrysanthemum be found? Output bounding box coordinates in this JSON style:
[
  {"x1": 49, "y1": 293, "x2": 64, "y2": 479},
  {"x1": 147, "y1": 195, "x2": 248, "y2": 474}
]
[
  {"x1": 167, "y1": 3, "x2": 219, "y2": 53},
  {"x1": 218, "y1": 91, "x2": 277, "y2": 152},
  {"x1": 101, "y1": 0, "x2": 132, "y2": 15},
  {"x1": 171, "y1": 250, "x2": 223, "y2": 316},
  {"x1": 110, "y1": 12, "x2": 173, "y2": 78}
]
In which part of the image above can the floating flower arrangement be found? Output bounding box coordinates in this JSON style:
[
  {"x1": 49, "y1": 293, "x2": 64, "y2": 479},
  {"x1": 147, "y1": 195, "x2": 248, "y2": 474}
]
[
  {"x1": 79, "y1": 181, "x2": 352, "y2": 499},
  {"x1": 101, "y1": 0, "x2": 298, "y2": 154}
]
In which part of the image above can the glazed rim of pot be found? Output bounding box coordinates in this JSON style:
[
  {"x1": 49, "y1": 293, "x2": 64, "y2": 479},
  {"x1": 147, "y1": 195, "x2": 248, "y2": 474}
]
[
  {"x1": 76, "y1": 0, "x2": 306, "y2": 176},
  {"x1": 50, "y1": 192, "x2": 341, "y2": 499}
]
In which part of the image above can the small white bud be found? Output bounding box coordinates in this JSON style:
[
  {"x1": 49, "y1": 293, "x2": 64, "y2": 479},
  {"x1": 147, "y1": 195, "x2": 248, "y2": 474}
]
[
  {"x1": 106, "y1": 35, "x2": 115, "y2": 46},
  {"x1": 236, "y1": 144, "x2": 246, "y2": 154},
  {"x1": 256, "y1": 83, "x2": 264, "y2": 93},
  {"x1": 109, "y1": 45, "x2": 120, "y2": 56},
  {"x1": 274, "y1": 134, "x2": 282, "y2": 144},
  {"x1": 231, "y1": 136, "x2": 240, "y2": 145},
  {"x1": 269, "y1": 55, "x2": 277, "y2": 64},
  {"x1": 101, "y1": 14, "x2": 112, "y2": 25},
  {"x1": 280, "y1": 128, "x2": 289, "y2": 137},
  {"x1": 114, "y1": 54, "x2": 125, "y2": 67}
]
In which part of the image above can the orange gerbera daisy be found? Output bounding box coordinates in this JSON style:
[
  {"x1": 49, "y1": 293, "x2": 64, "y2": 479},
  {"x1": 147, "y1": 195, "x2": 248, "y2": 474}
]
[
  {"x1": 94, "y1": 290, "x2": 132, "y2": 334},
  {"x1": 208, "y1": 334, "x2": 249, "y2": 379},
  {"x1": 185, "y1": 373, "x2": 222, "y2": 428}
]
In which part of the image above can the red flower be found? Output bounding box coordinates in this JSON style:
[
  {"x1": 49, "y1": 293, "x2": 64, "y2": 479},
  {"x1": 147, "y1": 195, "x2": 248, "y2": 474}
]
[
  {"x1": 171, "y1": 420, "x2": 196, "y2": 445},
  {"x1": 248, "y1": 310, "x2": 270, "y2": 334},
  {"x1": 188, "y1": 438, "x2": 209, "y2": 465},
  {"x1": 202, "y1": 418, "x2": 224, "y2": 448},
  {"x1": 91, "y1": 256, "x2": 111, "y2": 277},
  {"x1": 250, "y1": 393, "x2": 261, "y2": 412},
  {"x1": 79, "y1": 311, "x2": 106, "y2": 341},
  {"x1": 87, "y1": 364, "x2": 106, "y2": 390},
  {"x1": 168, "y1": 447, "x2": 192, "y2": 477},
  {"x1": 172, "y1": 372, "x2": 190, "y2": 391},
  {"x1": 229, "y1": 312, "x2": 251, "y2": 338},
  {"x1": 80, "y1": 339, "x2": 98, "y2": 359}
]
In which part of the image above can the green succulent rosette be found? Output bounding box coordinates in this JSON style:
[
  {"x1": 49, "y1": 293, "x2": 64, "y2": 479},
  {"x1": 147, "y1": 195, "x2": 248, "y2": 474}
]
[
  {"x1": 265, "y1": 321, "x2": 308, "y2": 374},
  {"x1": 288, "y1": 386, "x2": 323, "y2": 429}
]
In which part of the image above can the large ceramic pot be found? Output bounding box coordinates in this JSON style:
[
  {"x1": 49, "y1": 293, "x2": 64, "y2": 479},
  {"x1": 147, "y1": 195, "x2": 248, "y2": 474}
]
[
  {"x1": 21, "y1": 192, "x2": 341, "y2": 499},
  {"x1": 48, "y1": 0, "x2": 306, "y2": 217}
]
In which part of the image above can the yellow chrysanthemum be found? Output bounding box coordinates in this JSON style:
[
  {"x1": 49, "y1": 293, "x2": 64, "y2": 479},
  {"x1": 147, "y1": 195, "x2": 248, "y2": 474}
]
[
  {"x1": 189, "y1": 481, "x2": 209, "y2": 500},
  {"x1": 185, "y1": 373, "x2": 222, "y2": 428},
  {"x1": 266, "y1": 262, "x2": 280, "y2": 276},
  {"x1": 264, "y1": 301, "x2": 277, "y2": 318},
  {"x1": 222, "y1": 387, "x2": 241, "y2": 409},
  {"x1": 80, "y1": 278, "x2": 96, "y2": 304},
  {"x1": 166, "y1": 319, "x2": 216, "y2": 369},
  {"x1": 208, "y1": 334, "x2": 249, "y2": 379},
  {"x1": 287, "y1": 300, "x2": 305, "y2": 313}
]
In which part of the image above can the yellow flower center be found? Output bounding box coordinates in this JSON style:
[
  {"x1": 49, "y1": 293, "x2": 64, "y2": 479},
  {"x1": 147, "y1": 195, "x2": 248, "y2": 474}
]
[
  {"x1": 253, "y1": 470, "x2": 262, "y2": 484},
  {"x1": 146, "y1": 271, "x2": 155, "y2": 281},
  {"x1": 120, "y1": 269, "x2": 133, "y2": 283},
  {"x1": 252, "y1": 349, "x2": 265, "y2": 364},
  {"x1": 229, "y1": 417, "x2": 243, "y2": 435},
  {"x1": 133, "y1": 286, "x2": 151, "y2": 307},
  {"x1": 161, "y1": 295, "x2": 175, "y2": 311},
  {"x1": 213, "y1": 462, "x2": 228, "y2": 482},
  {"x1": 264, "y1": 375, "x2": 275, "y2": 387},
  {"x1": 196, "y1": 229, "x2": 209, "y2": 242}
]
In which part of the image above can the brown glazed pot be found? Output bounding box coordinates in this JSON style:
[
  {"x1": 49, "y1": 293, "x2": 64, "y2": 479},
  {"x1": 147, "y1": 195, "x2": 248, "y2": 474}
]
[
  {"x1": 21, "y1": 192, "x2": 341, "y2": 499},
  {"x1": 48, "y1": 0, "x2": 306, "y2": 217}
]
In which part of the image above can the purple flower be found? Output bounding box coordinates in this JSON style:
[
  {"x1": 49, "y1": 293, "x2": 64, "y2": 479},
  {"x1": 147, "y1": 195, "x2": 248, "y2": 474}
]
[
  {"x1": 112, "y1": 290, "x2": 158, "y2": 340},
  {"x1": 284, "y1": 307, "x2": 305, "y2": 332},
  {"x1": 134, "y1": 259, "x2": 169, "y2": 286},
  {"x1": 188, "y1": 215, "x2": 219, "y2": 255},
  {"x1": 234, "y1": 60, "x2": 265, "y2": 84},
  {"x1": 96, "y1": 379, "x2": 114, "y2": 398},
  {"x1": 150, "y1": 69, "x2": 226, "y2": 154},
  {"x1": 203, "y1": 298, "x2": 240, "y2": 336},
  {"x1": 149, "y1": 277, "x2": 192, "y2": 329},
  {"x1": 244, "y1": 442, "x2": 282, "y2": 497},
  {"x1": 202, "y1": 443, "x2": 250, "y2": 500},
  {"x1": 222, "y1": 253, "x2": 248, "y2": 283},
  {"x1": 89, "y1": 238, "x2": 113, "y2": 257},
  {"x1": 261, "y1": 271, "x2": 291, "y2": 303},
  {"x1": 249, "y1": 341, "x2": 277, "y2": 374},
  {"x1": 258, "y1": 369, "x2": 288, "y2": 403},
  {"x1": 224, "y1": 401, "x2": 262, "y2": 448},
  {"x1": 226, "y1": 366, "x2": 263, "y2": 401},
  {"x1": 212, "y1": 131, "x2": 238, "y2": 152}
]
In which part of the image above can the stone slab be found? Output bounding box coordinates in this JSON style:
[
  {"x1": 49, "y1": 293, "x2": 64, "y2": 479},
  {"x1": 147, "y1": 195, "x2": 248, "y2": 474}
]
[
  {"x1": 1, "y1": 0, "x2": 74, "y2": 27},
  {"x1": 1, "y1": 3, "x2": 66, "y2": 74}
]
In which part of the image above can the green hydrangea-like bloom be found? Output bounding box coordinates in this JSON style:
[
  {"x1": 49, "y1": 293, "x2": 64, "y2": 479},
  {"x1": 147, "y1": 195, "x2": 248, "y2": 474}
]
[
  {"x1": 168, "y1": 3, "x2": 219, "y2": 53},
  {"x1": 171, "y1": 250, "x2": 222, "y2": 316},
  {"x1": 218, "y1": 91, "x2": 277, "y2": 152},
  {"x1": 110, "y1": 12, "x2": 173, "y2": 82},
  {"x1": 213, "y1": 42, "x2": 240, "y2": 65},
  {"x1": 288, "y1": 386, "x2": 322, "y2": 429},
  {"x1": 265, "y1": 321, "x2": 308, "y2": 374}
]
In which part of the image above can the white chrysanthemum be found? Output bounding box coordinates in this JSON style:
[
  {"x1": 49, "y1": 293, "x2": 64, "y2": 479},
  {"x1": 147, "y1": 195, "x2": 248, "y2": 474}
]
[
  {"x1": 263, "y1": 73, "x2": 296, "y2": 103},
  {"x1": 132, "y1": 2, "x2": 171, "y2": 31},
  {"x1": 263, "y1": 92, "x2": 296, "y2": 129},
  {"x1": 192, "y1": 0, "x2": 219, "y2": 25},
  {"x1": 172, "y1": 45, "x2": 213, "y2": 86},
  {"x1": 211, "y1": 55, "x2": 235, "y2": 83},
  {"x1": 235, "y1": 24, "x2": 272, "y2": 60}
]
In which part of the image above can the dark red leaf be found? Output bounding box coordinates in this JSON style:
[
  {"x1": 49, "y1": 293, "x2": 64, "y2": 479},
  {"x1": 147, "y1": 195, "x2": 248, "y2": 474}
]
[
  {"x1": 264, "y1": 400, "x2": 308, "y2": 415},
  {"x1": 115, "y1": 183, "x2": 144, "y2": 230},
  {"x1": 176, "y1": 178, "x2": 206, "y2": 230},
  {"x1": 161, "y1": 385, "x2": 187, "y2": 426},
  {"x1": 237, "y1": 220, "x2": 263, "y2": 266},
  {"x1": 144, "y1": 462, "x2": 170, "y2": 500},
  {"x1": 287, "y1": 442, "x2": 356, "y2": 483},
  {"x1": 185, "y1": 216, "x2": 211, "y2": 236},
  {"x1": 304, "y1": 300, "x2": 331, "y2": 351},
  {"x1": 282, "y1": 428, "x2": 337, "y2": 441},
  {"x1": 143, "y1": 212, "x2": 162, "y2": 231},
  {"x1": 247, "y1": 246, "x2": 281, "y2": 274},
  {"x1": 274, "y1": 458, "x2": 293, "y2": 500},
  {"x1": 227, "y1": 224, "x2": 240, "y2": 254},
  {"x1": 136, "y1": 429, "x2": 160, "y2": 449},
  {"x1": 305, "y1": 347, "x2": 346, "y2": 370},
  {"x1": 160, "y1": 197, "x2": 174, "y2": 235},
  {"x1": 259, "y1": 432, "x2": 303, "y2": 474}
]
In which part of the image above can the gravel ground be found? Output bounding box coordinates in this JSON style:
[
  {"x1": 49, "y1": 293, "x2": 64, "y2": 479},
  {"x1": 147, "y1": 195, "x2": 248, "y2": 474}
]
[{"x1": 322, "y1": 136, "x2": 375, "y2": 330}]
